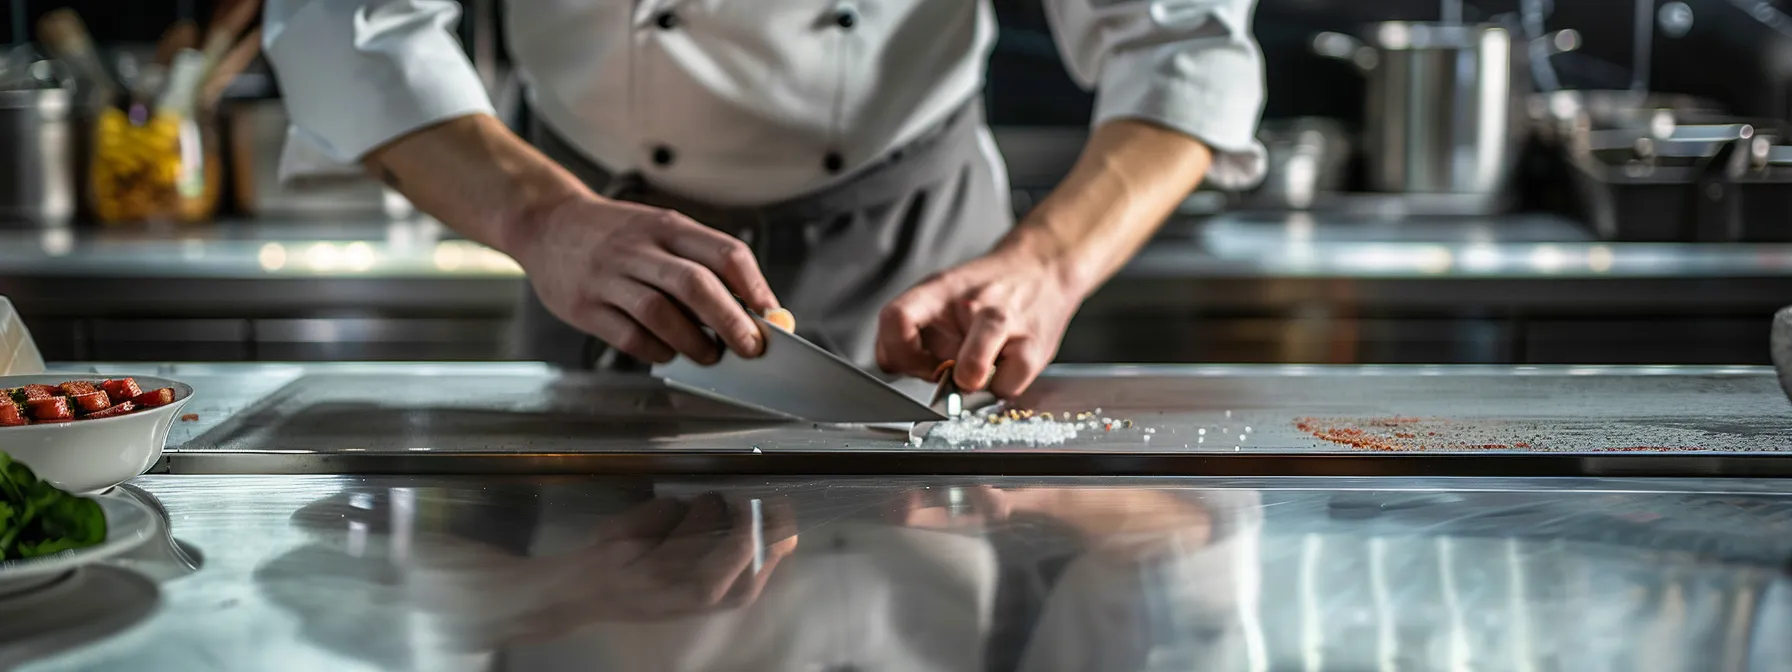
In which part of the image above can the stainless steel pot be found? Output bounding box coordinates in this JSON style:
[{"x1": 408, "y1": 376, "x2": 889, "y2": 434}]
[
  {"x1": 1315, "y1": 22, "x2": 1576, "y2": 196},
  {"x1": 0, "y1": 86, "x2": 76, "y2": 226}
]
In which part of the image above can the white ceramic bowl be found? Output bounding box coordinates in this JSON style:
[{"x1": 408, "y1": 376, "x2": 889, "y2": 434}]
[{"x1": 0, "y1": 374, "x2": 193, "y2": 493}]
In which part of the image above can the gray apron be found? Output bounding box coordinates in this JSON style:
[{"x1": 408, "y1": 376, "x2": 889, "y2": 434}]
[{"x1": 511, "y1": 98, "x2": 1012, "y2": 370}]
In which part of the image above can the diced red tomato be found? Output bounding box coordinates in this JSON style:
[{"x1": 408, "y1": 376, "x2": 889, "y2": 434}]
[
  {"x1": 0, "y1": 399, "x2": 24, "y2": 426},
  {"x1": 131, "y1": 388, "x2": 176, "y2": 408},
  {"x1": 19, "y1": 384, "x2": 57, "y2": 401},
  {"x1": 59, "y1": 381, "x2": 98, "y2": 397},
  {"x1": 26, "y1": 396, "x2": 73, "y2": 422},
  {"x1": 70, "y1": 390, "x2": 112, "y2": 413},
  {"x1": 81, "y1": 401, "x2": 136, "y2": 420},
  {"x1": 101, "y1": 378, "x2": 142, "y2": 400}
]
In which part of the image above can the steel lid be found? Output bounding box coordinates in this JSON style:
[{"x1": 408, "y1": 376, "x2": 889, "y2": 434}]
[{"x1": 0, "y1": 86, "x2": 71, "y2": 118}]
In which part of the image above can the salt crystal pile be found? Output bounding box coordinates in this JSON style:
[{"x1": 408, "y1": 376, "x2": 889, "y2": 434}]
[
  {"x1": 929, "y1": 414, "x2": 1081, "y2": 447},
  {"x1": 925, "y1": 408, "x2": 1140, "y2": 448}
]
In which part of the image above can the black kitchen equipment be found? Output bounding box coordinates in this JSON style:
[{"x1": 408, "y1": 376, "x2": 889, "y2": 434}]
[
  {"x1": 1547, "y1": 100, "x2": 1792, "y2": 242},
  {"x1": 1773, "y1": 306, "x2": 1792, "y2": 407}
]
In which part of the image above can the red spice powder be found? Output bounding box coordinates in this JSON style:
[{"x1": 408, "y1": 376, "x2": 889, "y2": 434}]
[{"x1": 1294, "y1": 417, "x2": 1520, "y2": 452}]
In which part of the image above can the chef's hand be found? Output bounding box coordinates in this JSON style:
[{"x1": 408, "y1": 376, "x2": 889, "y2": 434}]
[
  {"x1": 359, "y1": 115, "x2": 780, "y2": 366},
  {"x1": 512, "y1": 194, "x2": 779, "y2": 365},
  {"x1": 876, "y1": 244, "x2": 1080, "y2": 398},
  {"x1": 876, "y1": 120, "x2": 1218, "y2": 397}
]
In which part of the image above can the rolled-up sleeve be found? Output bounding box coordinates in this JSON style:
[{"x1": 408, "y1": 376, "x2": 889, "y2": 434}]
[
  {"x1": 1044, "y1": 0, "x2": 1268, "y2": 189},
  {"x1": 264, "y1": 0, "x2": 494, "y2": 177}
]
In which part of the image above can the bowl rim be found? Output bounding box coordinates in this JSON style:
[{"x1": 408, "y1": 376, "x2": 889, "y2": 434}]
[{"x1": 0, "y1": 374, "x2": 195, "y2": 431}]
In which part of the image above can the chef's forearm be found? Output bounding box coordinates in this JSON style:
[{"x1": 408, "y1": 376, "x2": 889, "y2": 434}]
[
  {"x1": 362, "y1": 113, "x2": 589, "y2": 259},
  {"x1": 1000, "y1": 118, "x2": 1214, "y2": 297}
]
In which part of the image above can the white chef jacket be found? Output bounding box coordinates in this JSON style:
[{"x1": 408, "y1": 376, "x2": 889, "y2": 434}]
[{"x1": 265, "y1": 0, "x2": 1267, "y2": 207}]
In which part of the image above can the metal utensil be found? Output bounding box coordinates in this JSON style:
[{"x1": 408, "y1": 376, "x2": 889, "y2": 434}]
[
  {"x1": 655, "y1": 316, "x2": 947, "y2": 423},
  {"x1": 1772, "y1": 307, "x2": 1792, "y2": 405},
  {"x1": 1314, "y1": 22, "x2": 1579, "y2": 197},
  {"x1": 197, "y1": 27, "x2": 260, "y2": 112},
  {"x1": 0, "y1": 86, "x2": 75, "y2": 227},
  {"x1": 35, "y1": 9, "x2": 117, "y2": 110}
]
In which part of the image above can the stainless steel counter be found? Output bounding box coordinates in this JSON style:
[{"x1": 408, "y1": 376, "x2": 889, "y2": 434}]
[
  {"x1": 48, "y1": 361, "x2": 1792, "y2": 477},
  {"x1": 11, "y1": 473, "x2": 1792, "y2": 671},
  {"x1": 5, "y1": 362, "x2": 1792, "y2": 670}
]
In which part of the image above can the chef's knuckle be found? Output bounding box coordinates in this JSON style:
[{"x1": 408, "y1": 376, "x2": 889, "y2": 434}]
[
  {"x1": 974, "y1": 305, "x2": 1008, "y2": 325},
  {"x1": 716, "y1": 241, "x2": 754, "y2": 276},
  {"x1": 663, "y1": 263, "x2": 702, "y2": 297},
  {"x1": 612, "y1": 329, "x2": 650, "y2": 355},
  {"x1": 881, "y1": 302, "x2": 918, "y2": 328},
  {"x1": 631, "y1": 292, "x2": 672, "y2": 321},
  {"x1": 686, "y1": 579, "x2": 728, "y2": 607},
  {"x1": 652, "y1": 210, "x2": 687, "y2": 230},
  {"x1": 1014, "y1": 348, "x2": 1047, "y2": 371}
]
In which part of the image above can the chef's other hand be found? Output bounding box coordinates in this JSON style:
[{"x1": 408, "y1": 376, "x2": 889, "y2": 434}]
[
  {"x1": 512, "y1": 195, "x2": 779, "y2": 365},
  {"x1": 877, "y1": 247, "x2": 1078, "y2": 398}
]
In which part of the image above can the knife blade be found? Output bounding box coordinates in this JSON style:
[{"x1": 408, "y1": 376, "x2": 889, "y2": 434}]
[{"x1": 654, "y1": 316, "x2": 947, "y2": 423}]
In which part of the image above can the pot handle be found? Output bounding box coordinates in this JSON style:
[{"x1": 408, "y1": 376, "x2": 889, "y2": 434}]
[
  {"x1": 1312, "y1": 32, "x2": 1376, "y2": 72},
  {"x1": 1532, "y1": 28, "x2": 1582, "y2": 56}
]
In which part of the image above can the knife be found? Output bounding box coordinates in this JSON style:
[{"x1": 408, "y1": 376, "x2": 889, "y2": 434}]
[{"x1": 655, "y1": 316, "x2": 948, "y2": 423}]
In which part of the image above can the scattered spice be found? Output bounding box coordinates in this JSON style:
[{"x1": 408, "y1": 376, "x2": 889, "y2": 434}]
[
  {"x1": 1293, "y1": 417, "x2": 1712, "y2": 452},
  {"x1": 1294, "y1": 416, "x2": 1522, "y2": 452},
  {"x1": 180, "y1": 413, "x2": 199, "y2": 422}
]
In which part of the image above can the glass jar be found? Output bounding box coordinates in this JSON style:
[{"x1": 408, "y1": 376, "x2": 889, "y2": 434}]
[{"x1": 88, "y1": 106, "x2": 222, "y2": 225}]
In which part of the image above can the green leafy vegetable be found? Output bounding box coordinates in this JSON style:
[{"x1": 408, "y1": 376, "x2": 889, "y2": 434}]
[{"x1": 0, "y1": 451, "x2": 107, "y2": 562}]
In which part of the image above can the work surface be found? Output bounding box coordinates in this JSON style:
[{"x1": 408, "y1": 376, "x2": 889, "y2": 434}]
[
  {"x1": 7, "y1": 363, "x2": 1792, "y2": 670},
  {"x1": 12, "y1": 474, "x2": 1792, "y2": 671},
  {"x1": 54, "y1": 361, "x2": 1792, "y2": 477}
]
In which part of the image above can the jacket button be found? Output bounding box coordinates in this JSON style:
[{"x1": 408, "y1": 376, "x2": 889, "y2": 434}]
[
  {"x1": 834, "y1": 8, "x2": 858, "y2": 29},
  {"x1": 651, "y1": 145, "x2": 675, "y2": 166},
  {"x1": 823, "y1": 152, "x2": 845, "y2": 173},
  {"x1": 655, "y1": 11, "x2": 679, "y2": 30}
]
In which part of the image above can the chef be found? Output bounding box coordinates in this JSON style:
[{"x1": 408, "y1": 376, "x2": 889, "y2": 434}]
[{"x1": 264, "y1": 0, "x2": 1265, "y2": 397}]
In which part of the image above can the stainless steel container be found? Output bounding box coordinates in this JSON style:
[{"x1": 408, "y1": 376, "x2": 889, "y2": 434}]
[
  {"x1": 0, "y1": 87, "x2": 76, "y2": 226},
  {"x1": 1316, "y1": 23, "x2": 1570, "y2": 196}
]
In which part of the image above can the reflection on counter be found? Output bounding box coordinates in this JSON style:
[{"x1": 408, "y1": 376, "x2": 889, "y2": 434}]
[{"x1": 14, "y1": 474, "x2": 1792, "y2": 671}]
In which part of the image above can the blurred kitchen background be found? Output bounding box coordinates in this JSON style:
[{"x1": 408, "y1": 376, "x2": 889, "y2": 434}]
[{"x1": 3, "y1": 0, "x2": 1792, "y2": 365}]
